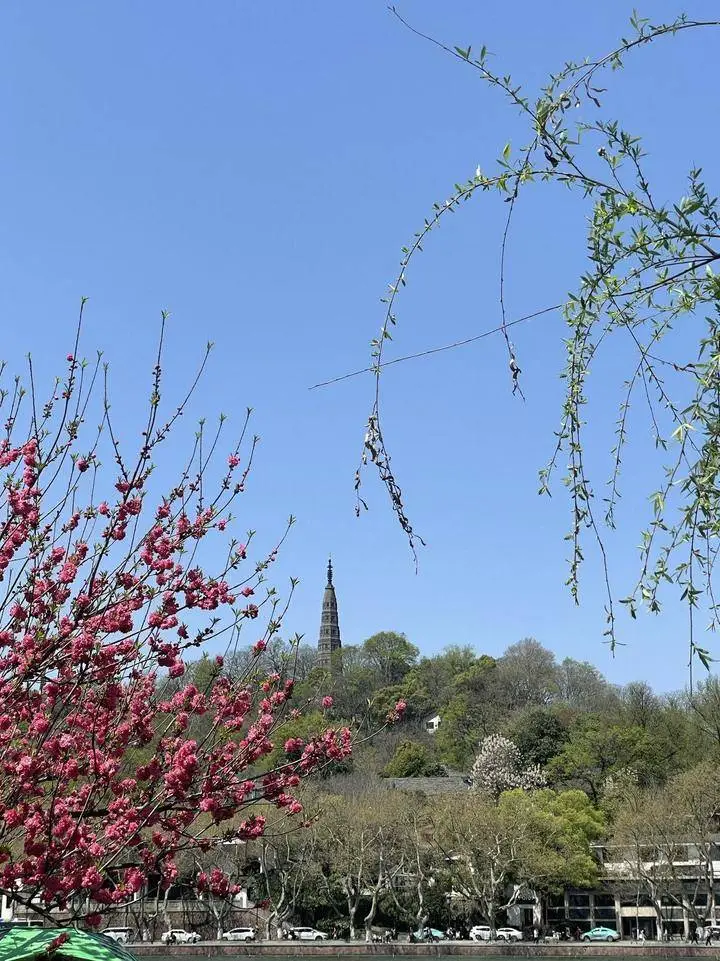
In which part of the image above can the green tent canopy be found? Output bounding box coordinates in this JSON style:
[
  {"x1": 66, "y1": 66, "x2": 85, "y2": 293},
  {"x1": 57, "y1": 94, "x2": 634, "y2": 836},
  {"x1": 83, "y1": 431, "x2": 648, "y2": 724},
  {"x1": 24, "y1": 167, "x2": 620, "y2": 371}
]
[{"x1": 0, "y1": 927, "x2": 137, "y2": 961}]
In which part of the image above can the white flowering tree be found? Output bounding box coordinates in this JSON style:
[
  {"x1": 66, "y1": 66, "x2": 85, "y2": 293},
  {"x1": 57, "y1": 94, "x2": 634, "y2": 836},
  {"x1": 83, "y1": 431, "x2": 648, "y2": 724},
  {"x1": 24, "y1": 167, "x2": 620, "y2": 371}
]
[{"x1": 471, "y1": 735, "x2": 546, "y2": 801}]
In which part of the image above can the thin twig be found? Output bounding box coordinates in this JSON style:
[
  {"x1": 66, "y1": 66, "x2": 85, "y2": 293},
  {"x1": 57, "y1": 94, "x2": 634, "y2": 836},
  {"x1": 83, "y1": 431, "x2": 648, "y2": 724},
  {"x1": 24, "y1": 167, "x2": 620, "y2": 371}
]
[{"x1": 309, "y1": 303, "x2": 561, "y2": 390}]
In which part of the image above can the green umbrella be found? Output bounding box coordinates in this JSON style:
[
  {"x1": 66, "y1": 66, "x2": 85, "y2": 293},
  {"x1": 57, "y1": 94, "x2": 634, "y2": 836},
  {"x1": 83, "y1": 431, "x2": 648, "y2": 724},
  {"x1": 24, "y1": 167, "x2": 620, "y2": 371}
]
[{"x1": 0, "y1": 927, "x2": 137, "y2": 961}]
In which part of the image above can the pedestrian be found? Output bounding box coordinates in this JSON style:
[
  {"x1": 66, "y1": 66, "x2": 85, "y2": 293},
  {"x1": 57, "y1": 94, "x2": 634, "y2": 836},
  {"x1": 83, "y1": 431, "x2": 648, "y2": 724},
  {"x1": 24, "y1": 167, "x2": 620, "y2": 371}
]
[
  {"x1": 533, "y1": 927, "x2": 540, "y2": 944},
  {"x1": 638, "y1": 930, "x2": 646, "y2": 944},
  {"x1": 574, "y1": 927, "x2": 582, "y2": 941},
  {"x1": 706, "y1": 928, "x2": 713, "y2": 947}
]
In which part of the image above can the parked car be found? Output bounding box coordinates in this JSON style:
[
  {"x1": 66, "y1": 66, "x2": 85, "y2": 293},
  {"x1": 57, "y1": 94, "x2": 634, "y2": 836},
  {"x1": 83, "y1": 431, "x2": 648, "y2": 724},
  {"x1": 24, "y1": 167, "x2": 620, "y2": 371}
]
[
  {"x1": 415, "y1": 927, "x2": 446, "y2": 942},
  {"x1": 287, "y1": 926, "x2": 328, "y2": 941},
  {"x1": 496, "y1": 927, "x2": 523, "y2": 941},
  {"x1": 101, "y1": 928, "x2": 134, "y2": 945},
  {"x1": 582, "y1": 926, "x2": 620, "y2": 942},
  {"x1": 222, "y1": 927, "x2": 256, "y2": 942},
  {"x1": 160, "y1": 929, "x2": 201, "y2": 944},
  {"x1": 470, "y1": 925, "x2": 492, "y2": 941}
]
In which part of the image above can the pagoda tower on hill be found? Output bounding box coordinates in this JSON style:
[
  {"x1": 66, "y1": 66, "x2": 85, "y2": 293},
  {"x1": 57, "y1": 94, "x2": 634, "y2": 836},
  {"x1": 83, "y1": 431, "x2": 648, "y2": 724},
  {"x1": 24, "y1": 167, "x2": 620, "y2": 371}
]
[{"x1": 317, "y1": 557, "x2": 342, "y2": 673}]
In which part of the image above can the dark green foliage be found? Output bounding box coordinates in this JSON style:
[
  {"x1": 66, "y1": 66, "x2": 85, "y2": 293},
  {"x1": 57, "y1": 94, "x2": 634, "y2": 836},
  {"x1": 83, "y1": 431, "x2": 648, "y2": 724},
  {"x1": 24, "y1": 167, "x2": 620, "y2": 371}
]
[
  {"x1": 381, "y1": 740, "x2": 447, "y2": 778},
  {"x1": 507, "y1": 707, "x2": 570, "y2": 767},
  {"x1": 546, "y1": 716, "x2": 651, "y2": 802}
]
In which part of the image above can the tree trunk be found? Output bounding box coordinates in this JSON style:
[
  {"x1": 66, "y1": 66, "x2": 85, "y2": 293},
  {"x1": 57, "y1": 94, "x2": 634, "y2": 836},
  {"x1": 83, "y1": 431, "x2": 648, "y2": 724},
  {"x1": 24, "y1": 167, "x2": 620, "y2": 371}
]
[
  {"x1": 533, "y1": 894, "x2": 545, "y2": 928},
  {"x1": 344, "y1": 880, "x2": 361, "y2": 940},
  {"x1": 487, "y1": 899, "x2": 496, "y2": 936},
  {"x1": 364, "y1": 889, "x2": 380, "y2": 942},
  {"x1": 347, "y1": 901, "x2": 357, "y2": 941},
  {"x1": 652, "y1": 900, "x2": 664, "y2": 941},
  {"x1": 682, "y1": 896, "x2": 691, "y2": 940}
]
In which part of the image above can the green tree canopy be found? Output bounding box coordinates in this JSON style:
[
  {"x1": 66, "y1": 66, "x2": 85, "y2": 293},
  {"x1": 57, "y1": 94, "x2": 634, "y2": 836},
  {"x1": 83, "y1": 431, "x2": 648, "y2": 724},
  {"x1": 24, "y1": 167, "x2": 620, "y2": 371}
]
[
  {"x1": 361, "y1": 631, "x2": 419, "y2": 685},
  {"x1": 547, "y1": 716, "x2": 650, "y2": 802},
  {"x1": 499, "y1": 788, "x2": 605, "y2": 893},
  {"x1": 506, "y1": 706, "x2": 570, "y2": 767}
]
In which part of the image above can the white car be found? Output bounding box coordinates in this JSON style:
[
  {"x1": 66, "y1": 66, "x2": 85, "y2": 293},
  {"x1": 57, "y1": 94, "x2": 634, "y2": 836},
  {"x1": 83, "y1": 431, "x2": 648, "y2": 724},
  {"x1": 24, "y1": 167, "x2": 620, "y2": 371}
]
[
  {"x1": 470, "y1": 925, "x2": 492, "y2": 941},
  {"x1": 288, "y1": 926, "x2": 328, "y2": 941},
  {"x1": 222, "y1": 927, "x2": 256, "y2": 942},
  {"x1": 496, "y1": 927, "x2": 523, "y2": 941},
  {"x1": 160, "y1": 929, "x2": 201, "y2": 944},
  {"x1": 101, "y1": 928, "x2": 134, "y2": 945}
]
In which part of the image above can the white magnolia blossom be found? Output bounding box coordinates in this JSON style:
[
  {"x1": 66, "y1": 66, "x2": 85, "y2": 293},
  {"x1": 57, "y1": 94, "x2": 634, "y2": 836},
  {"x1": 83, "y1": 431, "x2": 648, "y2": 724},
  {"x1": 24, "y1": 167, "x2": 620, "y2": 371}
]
[
  {"x1": 471, "y1": 734, "x2": 547, "y2": 800},
  {"x1": 603, "y1": 766, "x2": 640, "y2": 800}
]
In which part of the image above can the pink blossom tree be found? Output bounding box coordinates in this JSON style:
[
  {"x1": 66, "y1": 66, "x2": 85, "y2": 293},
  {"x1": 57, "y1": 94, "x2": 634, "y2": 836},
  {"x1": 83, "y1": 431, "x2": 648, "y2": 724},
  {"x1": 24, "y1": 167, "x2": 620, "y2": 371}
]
[{"x1": 0, "y1": 310, "x2": 352, "y2": 926}]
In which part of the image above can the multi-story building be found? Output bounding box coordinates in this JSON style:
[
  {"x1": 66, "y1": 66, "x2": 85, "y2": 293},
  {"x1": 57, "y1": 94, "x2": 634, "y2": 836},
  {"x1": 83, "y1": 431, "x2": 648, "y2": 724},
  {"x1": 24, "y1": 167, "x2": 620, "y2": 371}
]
[{"x1": 542, "y1": 840, "x2": 720, "y2": 940}]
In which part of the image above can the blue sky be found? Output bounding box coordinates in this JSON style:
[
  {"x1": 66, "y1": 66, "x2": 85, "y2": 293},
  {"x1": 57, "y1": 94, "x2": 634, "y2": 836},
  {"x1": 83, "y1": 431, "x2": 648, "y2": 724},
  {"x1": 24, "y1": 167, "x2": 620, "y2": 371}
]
[{"x1": 1, "y1": 1, "x2": 718, "y2": 692}]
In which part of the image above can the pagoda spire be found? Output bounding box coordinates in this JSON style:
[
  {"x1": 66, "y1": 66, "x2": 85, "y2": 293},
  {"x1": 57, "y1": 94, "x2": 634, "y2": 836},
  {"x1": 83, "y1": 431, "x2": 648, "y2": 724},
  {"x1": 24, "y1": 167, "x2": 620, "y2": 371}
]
[{"x1": 317, "y1": 556, "x2": 342, "y2": 673}]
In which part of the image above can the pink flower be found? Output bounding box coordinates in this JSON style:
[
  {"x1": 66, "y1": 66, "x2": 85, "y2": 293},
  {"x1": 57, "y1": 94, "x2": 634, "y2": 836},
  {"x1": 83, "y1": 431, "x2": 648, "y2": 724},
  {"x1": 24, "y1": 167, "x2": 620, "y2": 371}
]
[
  {"x1": 58, "y1": 561, "x2": 78, "y2": 584},
  {"x1": 45, "y1": 933, "x2": 70, "y2": 954},
  {"x1": 321, "y1": 695, "x2": 334, "y2": 710},
  {"x1": 228, "y1": 454, "x2": 240, "y2": 468},
  {"x1": 386, "y1": 698, "x2": 407, "y2": 724}
]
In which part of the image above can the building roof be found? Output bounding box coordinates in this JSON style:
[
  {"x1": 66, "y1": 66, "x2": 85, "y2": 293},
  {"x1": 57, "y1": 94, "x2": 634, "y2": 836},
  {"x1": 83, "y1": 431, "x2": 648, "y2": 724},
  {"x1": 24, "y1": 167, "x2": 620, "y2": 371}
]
[
  {"x1": 0, "y1": 927, "x2": 137, "y2": 961},
  {"x1": 386, "y1": 775, "x2": 472, "y2": 796}
]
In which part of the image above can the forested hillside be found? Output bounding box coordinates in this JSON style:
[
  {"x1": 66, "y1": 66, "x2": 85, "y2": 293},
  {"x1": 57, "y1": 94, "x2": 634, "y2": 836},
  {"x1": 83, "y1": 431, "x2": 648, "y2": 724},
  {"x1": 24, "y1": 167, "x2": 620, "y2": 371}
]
[
  {"x1": 177, "y1": 634, "x2": 719, "y2": 792},
  {"x1": 151, "y1": 636, "x2": 720, "y2": 937}
]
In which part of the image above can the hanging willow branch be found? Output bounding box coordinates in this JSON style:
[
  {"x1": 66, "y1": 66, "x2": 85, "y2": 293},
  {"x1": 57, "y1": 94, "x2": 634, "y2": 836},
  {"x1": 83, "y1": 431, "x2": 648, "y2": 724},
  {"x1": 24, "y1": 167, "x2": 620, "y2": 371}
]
[{"x1": 357, "y1": 9, "x2": 720, "y2": 675}]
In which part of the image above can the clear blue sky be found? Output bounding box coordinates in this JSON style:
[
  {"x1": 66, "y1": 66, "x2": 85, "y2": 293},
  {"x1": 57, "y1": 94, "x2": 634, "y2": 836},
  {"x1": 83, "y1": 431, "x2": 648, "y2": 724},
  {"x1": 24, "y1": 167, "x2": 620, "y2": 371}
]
[{"x1": 1, "y1": 1, "x2": 717, "y2": 692}]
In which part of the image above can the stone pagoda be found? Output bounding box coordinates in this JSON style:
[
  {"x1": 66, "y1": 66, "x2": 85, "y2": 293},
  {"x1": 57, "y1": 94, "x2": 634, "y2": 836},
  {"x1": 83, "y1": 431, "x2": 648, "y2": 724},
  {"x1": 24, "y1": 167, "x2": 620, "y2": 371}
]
[{"x1": 317, "y1": 557, "x2": 342, "y2": 673}]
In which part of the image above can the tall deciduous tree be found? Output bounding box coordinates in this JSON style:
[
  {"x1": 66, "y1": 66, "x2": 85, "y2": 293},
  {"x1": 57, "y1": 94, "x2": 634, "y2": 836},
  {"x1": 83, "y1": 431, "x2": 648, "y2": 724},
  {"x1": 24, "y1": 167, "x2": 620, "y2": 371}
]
[
  {"x1": 361, "y1": 631, "x2": 419, "y2": 686},
  {"x1": 496, "y1": 640, "x2": 560, "y2": 710},
  {"x1": 255, "y1": 812, "x2": 321, "y2": 939},
  {"x1": 316, "y1": 793, "x2": 403, "y2": 941},
  {"x1": 431, "y1": 793, "x2": 524, "y2": 934},
  {"x1": 607, "y1": 785, "x2": 681, "y2": 941}
]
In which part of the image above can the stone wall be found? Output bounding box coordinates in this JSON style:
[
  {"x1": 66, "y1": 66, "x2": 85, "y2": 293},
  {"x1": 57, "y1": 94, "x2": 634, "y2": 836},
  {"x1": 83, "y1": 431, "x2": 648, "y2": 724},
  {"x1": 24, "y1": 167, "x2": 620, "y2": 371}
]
[{"x1": 131, "y1": 943, "x2": 720, "y2": 958}]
